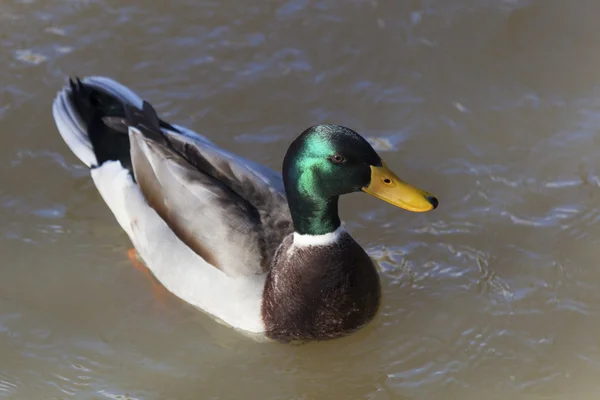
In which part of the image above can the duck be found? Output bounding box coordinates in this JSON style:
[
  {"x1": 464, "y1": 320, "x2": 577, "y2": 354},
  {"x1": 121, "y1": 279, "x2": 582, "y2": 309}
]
[{"x1": 51, "y1": 76, "x2": 438, "y2": 343}]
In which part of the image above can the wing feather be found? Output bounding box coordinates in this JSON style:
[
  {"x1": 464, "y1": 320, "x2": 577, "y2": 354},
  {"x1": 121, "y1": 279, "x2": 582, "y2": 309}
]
[{"x1": 126, "y1": 103, "x2": 292, "y2": 276}]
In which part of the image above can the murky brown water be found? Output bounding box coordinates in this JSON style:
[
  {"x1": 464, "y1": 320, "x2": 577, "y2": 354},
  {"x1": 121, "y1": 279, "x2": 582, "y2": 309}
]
[{"x1": 3, "y1": 0, "x2": 600, "y2": 398}]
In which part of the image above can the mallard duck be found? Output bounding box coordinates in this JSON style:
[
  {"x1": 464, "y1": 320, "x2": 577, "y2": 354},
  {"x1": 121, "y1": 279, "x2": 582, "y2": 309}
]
[{"x1": 51, "y1": 76, "x2": 438, "y2": 343}]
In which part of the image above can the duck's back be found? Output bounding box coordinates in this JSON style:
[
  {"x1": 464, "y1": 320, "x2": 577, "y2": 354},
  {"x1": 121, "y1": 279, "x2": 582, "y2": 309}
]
[{"x1": 127, "y1": 106, "x2": 293, "y2": 277}]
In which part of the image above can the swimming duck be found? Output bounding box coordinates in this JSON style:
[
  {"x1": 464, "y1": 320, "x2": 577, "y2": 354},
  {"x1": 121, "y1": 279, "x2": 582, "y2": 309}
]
[{"x1": 52, "y1": 76, "x2": 438, "y2": 343}]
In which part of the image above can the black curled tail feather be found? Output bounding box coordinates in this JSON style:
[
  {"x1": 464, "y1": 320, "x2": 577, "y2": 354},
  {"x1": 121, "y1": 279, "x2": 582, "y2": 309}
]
[
  {"x1": 68, "y1": 77, "x2": 134, "y2": 173},
  {"x1": 66, "y1": 77, "x2": 182, "y2": 176}
]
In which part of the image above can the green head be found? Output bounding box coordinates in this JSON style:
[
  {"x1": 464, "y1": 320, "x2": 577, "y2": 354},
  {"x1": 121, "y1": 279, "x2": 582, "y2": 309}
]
[{"x1": 282, "y1": 125, "x2": 438, "y2": 235}]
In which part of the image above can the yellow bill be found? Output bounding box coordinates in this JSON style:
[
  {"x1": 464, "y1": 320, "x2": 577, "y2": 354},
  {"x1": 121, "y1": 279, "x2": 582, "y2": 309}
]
[{"x1": 361, "y1": 160, "x2": 438, "y2": 212}]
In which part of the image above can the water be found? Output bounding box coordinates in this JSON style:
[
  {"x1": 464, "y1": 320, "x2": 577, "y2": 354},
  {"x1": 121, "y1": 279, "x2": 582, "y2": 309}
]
[{"x1": 2, "y1": 0, "x2": 600, "y2": 398}]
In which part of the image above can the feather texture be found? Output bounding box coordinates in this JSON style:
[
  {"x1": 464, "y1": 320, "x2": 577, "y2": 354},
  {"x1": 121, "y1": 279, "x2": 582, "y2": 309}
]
[{"x1": 124, "y1": 102, "x2": 293, "y2": 276}]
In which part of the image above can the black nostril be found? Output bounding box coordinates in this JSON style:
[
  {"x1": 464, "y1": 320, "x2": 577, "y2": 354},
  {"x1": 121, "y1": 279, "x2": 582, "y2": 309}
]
[{"x1": 426, "y1": 195, "x2": 439, "y2": 209}]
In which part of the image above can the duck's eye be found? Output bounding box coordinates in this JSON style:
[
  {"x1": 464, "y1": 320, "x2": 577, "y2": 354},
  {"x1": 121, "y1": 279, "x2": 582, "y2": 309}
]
[{"x1": 330, "y1": 154, "x2": 346, "y2": 164}]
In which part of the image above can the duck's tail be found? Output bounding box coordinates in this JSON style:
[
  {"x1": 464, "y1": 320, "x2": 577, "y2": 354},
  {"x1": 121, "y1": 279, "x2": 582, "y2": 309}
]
[{"x1": 52, "y1": 76, "x2": 148, "y2": 173}]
